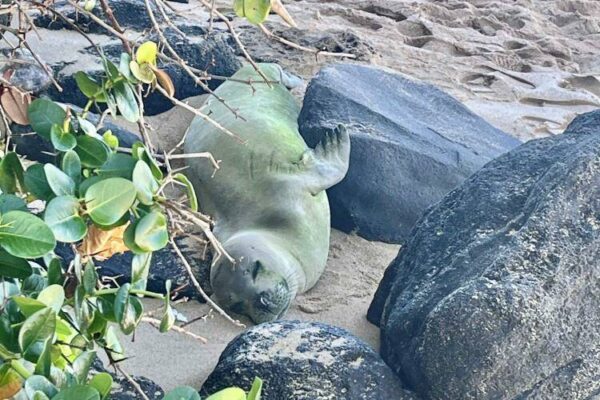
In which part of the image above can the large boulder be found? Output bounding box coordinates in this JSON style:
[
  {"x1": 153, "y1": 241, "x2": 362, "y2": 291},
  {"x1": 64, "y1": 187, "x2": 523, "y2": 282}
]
[
  {"x1": 367, "y1": 111, "x2": 600, "y2": 399},
  {"x1": 201, "y1": 321, "x2": 417, "y2": 400},
  {"x1": 298, "y1": 64, "x2": 520, "y2": 243}
]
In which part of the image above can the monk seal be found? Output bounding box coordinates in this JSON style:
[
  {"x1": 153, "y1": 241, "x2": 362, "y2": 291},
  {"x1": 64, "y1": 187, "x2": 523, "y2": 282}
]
[{"x1": 184, "y1": 63, "x2": 350, "y2": 323}]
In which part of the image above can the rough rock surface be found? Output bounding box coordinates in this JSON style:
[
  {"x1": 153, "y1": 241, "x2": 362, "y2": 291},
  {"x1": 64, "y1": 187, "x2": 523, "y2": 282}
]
[
  {"x1": 299, "y1": 63, "x2": 520, "y2": 243},
  {"x1": 368, "y1": 110, "x2": 600, "y2": 399},
  {"x1": 201, "y1": 320, "x2": 417, "y2": 400},
  {"x1": 92, "y1": 359, "x2": 164, "y2": 399}
]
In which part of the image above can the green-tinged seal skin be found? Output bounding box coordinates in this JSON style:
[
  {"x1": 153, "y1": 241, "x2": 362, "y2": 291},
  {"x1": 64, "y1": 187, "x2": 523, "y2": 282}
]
[{"x1": 184, "y1": 63, "x2": 350, "y2": 323}]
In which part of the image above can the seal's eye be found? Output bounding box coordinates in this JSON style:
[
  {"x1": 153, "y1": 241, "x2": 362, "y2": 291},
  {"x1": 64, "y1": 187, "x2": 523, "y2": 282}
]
[{"x1": 252, "y1": 261, "x2": 263, "y2": 281}]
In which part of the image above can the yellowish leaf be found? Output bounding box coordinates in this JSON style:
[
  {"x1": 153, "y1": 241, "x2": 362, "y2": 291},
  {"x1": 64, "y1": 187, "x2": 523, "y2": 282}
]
[
  {"x1": 0, "y1": 369, "x2": 22, "y2": 399},
  {"x1": 1, "y1": 86, "x2": 31, "y2": 125},
  {"x1": 79, "y1": 224, "x2": 130, "y2": 261},
  {"x1": 136, "y1": 41, "x2": 158, "y2": 66},
  {"x1": 130, "y1": 61, "x2": 156, "y2": 84},
  {"x1": 152, "y1": 67, "x2": 175, "y2": 97},
  {"x1": 271, "y1": 0, "x2": 297, "y2": 27}
]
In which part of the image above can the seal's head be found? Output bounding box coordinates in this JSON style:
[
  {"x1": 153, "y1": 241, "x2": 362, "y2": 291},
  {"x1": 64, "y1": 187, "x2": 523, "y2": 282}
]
[{"x1": 210, "y1": 233, "x2": 298, "y2": 324}]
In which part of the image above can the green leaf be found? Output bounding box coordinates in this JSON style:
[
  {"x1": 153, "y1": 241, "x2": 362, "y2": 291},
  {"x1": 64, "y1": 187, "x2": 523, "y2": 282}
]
[
  {"x1": 44, "y1": 195, "x2": 87, "y2": 243},
  {"x1": 89, "y1": 373, "x2": 113, "y2": 400},
  {"x1": 134, "y1": 211, "x2": 168, "y2": 252},
  {"x1": 33, "y1": 336, "x2": 53, "y2": 378},
  {"x1": 28, "y1": 99, "x2": 66, "y2": 140},
  {"x1": 0, "y1": 211, "x2": 56, "y2": 258},
  {"x1": 131, "y1": 252, "x2": 152, "y2": 291},
  {"x1": 205, "y1": 387, "x2": 246, "y2": 400},
  {"x1": 74, "y1": 71, "x2": 102, "y2": 99},
  {"x1": 79, "y1": 176, "x2": 103, "y2": 198},
  {"x1": 247, "y1": 377, "x2": 263, "y2": 400},
  {"x1": 61, "y1": 150, "x2": 82, "y2": 185},
  {"x1": 102, "y1": 57, "x2": 121, "y2": 82},
  {"x1": 132, "y1": 142, "x2": 162, "y2": 180},
  {"x1": 18, "y1": 307, "x2": 56, "y2": 362},
  {"x1": 98, "y1": 153, "x2": 136, "y2": 179},
  {"x1": 24, "y1": 375, "x2": 58, "y2": 399},
  {"x1": 113, "y1": 80, "x2": 139, "y2": 123},
  {"x1": 133, "y1": 160, "x2": 158, "y2": 205},
  {"x1": 52, "y1": 385, "x2": 100, "y2": 400},
  {"x1": 44, "y1": 164, "x2": 75, "y2": 196},
  {"x1": 77, "y1": 117, "x2": 100, "y2": 138},
  {"x1": 103, "y1": 325, "x2": 125, "y2": 361},
  {"x1": 75, "y1": 136, "x2": 110, "y2": 168},
  {"x1": 233, "y1": 0, "x2": 271, "y2": 24},
  {"x1": 83, "y1": 261, "x2": 98, "y2": 295},
  {"x1": 50, "y1": 124, "x2": 77, "y2": 152},
  {"x1": 0, "y1": 152, "x2": 24, "y2": 194},
  {"x1": 47, "y1": 258, "x2": 64, "y2": 286},
  {"x1": 13, "y1": 296, "x2": 46, "y2": 317},
  {"x1": 163, "y1": 386, "x2": 201, "y2": 400},
  {"x1": 72, "y1": 350, "x2": 96, "y2": 384},
  {"x1": 96, "y1": 295, "x2": 116, "y2": 322},
  {"x1": 0, "y1": 194, "x2": 27, "y2": 214},
  {"x1": 85, "y1": 177, "x2": 137, "y2": 226},
  {"x1": 0, "y1": 248, "x2": 32, "y2": 279},
  {"x1": 160, "y1": 304, "x2": 175, "y2": 333},
  {"x1": 174, "y1": 173, "x2": 198, "y2": 212},
  {"x1": 113, "y1": 284, "x2": 142, "y2": 335},
  {"x1": 37, "y1": 284, "x2": 65, "y2": 313},
  {"x1": 119, "y1": 53, "x2": 137, "y2": 83},
  {"x1": 123, "y1": 219, "x2": 146, "y2": 254},
  {"x1": 25, "y1": 164, "x2": 54, "y2": 201}
]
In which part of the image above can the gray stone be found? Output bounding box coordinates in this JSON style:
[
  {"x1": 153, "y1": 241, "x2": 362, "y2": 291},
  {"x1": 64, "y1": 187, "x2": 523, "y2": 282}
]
[
  {"x1": 298, "y1": 63, "x2": 520, "y2": 243},
  {"x1": 201, "y1": 320, "x2": 417, "y2": 400},
  {"x1": 0, "y1": 50, "x2": 52, "y2": 94},
  {"x1": 368, "y1": 110, "x2": 600, "y2": 399},
  {"x1": 92, "y1": 359, "x2": 164, "y2": 399}
]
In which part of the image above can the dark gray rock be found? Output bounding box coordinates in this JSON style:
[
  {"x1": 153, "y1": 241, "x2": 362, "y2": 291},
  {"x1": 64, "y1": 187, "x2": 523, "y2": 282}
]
[
  {"x1": 92, "y1": 359, "x2": 164, "y2": 399},
  {"x1": 0, "y1": 50, "x2": 52, "y2": 94},
  {"x1": 201, "y1": 320, "x2": 417, "y2": 400},
  {"x1": 45, "y1": 27, "x2": 240, "y2": 115},
  {"x1": 368, "y1": 110, "x2": 600, "y2": 399},
  {"x1": 52, "y1": 227, "x2": 212, "y2": 301},
  {"x1": 34, "y1": 0, "x2": 164, "y2": 33},
  {"x1": 298, "y1": 63, "x2": 520, "y2": 243}
]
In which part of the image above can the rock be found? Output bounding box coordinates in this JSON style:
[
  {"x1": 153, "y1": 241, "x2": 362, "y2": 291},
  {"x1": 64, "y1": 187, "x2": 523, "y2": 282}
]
[
  {"x1": 92, "y1": 359, "x2": 164, "y2": 399},
  {"x1": 201, "y1": 320, "x2": 417, "y2": 400},
  {"x1": 53, "y1": 230, "x2": 212, "y2": 301},
  {"x1": 44, "y1": 27, "x2": 240, "y2": 115},
  {"x1": 0, "y1": 50, "x2": 52, "y2": 94},
  {"x1": 367, "y1": 110, "x2": 600, "y2": 399},
  {"x1": 298, "y1": 63, "x2": 520, "y2": 243},
  {"x1": 34, "y1": 0, "x2": 164, "y2": 33}
]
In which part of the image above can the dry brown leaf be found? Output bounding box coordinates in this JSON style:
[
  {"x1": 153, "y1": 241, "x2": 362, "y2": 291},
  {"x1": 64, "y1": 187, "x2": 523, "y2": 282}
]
[
  {"x1": 0, "y1": 373, "x2": 22, "y2": 399},
  {"x1": 153, "y1": 67, "x2": 175, "y2": 98},
  {"x1": 1, "y1": 86, "x2": 31, "y2": 125},
  {"x1": 79, "y1": 224, "x2": 130, "y2": 261}
]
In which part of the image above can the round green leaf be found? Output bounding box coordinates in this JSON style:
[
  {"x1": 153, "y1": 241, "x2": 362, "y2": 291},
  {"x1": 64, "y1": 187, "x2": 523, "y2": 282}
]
[
  {"x1": 234, "y1": 0, "x2": 271, "y2": 24},
  {"x1": 89, "y1": 372, "x2": 113, "y2": 399},
  {"x1": 27, "y1": 99, "x2": 66, "y2": 140},
  {"x1": 44, "y1": 195, "x2": 87, "y2": 243},
  {"x1": 18, "y1": 307, "x2": 56, "y2": 362},
  {"x1": 164, "y1": 386, "x2": 201, "y2": 400},
  {"x1": 98, "y1": 153, "x2": 136, "y2": 179},
  {"x1": 61, "y1": 150, "x2": 82, "y2": 184},
  {"x1": 75, "y1": 136, "x2": 110, "y2": 168},
  {"x1": 25, "y1": 164, "x2": 54, "y2": 201},
  {"x1": 174, "y1": 173, "x2": 198, "y2": 212},
  {"x1": 0, "y1": 248, "x2": 32, "y2": 279},
  {"x1": 133, "y1": 160, "x2": 158, "y2": 205},
  {"x1": 50, "y1": 124, "x2": 76, "y2": 152},
  {"x1": 44, "y1": 164, "x2": 75, "y2": 196},
  {"x1": 134, "y1": 211, "x2": 168, "y2": 252},
  {"x1": 52, "y1": 385, "x2": 100, "y2": 400},
  {"x1": 74, "y1": 71, "x2": 102, "y2": 99},
  {"x1": 36, "y1": 284, "x2": 65, "y2": 314},
  {"x1": 123, "y1": 219, "x2": 146, "y2": 254},
  {"x1": 0, "y1": 152, "x2": 25, "y2": 194},
  {"x1": 85, "y1": 178, "x2": 137, "y2": 226},
  {"x1": 0, "y1": 211, "x2": 56, "y2": 258},
  {"x1": 113, "y1": 80, "x2": 139, "y2": 123},
  {"x1": 0, "y1": 194, "x2": 27, "y2": 214}
]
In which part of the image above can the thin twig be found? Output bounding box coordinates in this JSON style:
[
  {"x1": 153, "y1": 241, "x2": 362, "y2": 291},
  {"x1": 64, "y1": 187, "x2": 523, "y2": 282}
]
[
  {"x1": 142, "y1": 316, "x2": 208, "y2": 343},
  {"x1": 170, "y1": 238, "x2": 244, "y2": 327},
  {"x1": 113, "y1": 362, "x2": 151, "y2": 400}
]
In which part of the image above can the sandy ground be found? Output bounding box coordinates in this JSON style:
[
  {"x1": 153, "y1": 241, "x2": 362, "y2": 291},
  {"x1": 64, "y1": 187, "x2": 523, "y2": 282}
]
[{"x1": 112, "y1": 230, "x2": 398, "y2": 391}]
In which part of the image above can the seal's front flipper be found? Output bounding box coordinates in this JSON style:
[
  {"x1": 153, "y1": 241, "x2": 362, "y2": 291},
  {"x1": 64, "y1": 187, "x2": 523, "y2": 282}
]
[{"x1": 301, "y1": 125, "x2": 351, "y2": 195}]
